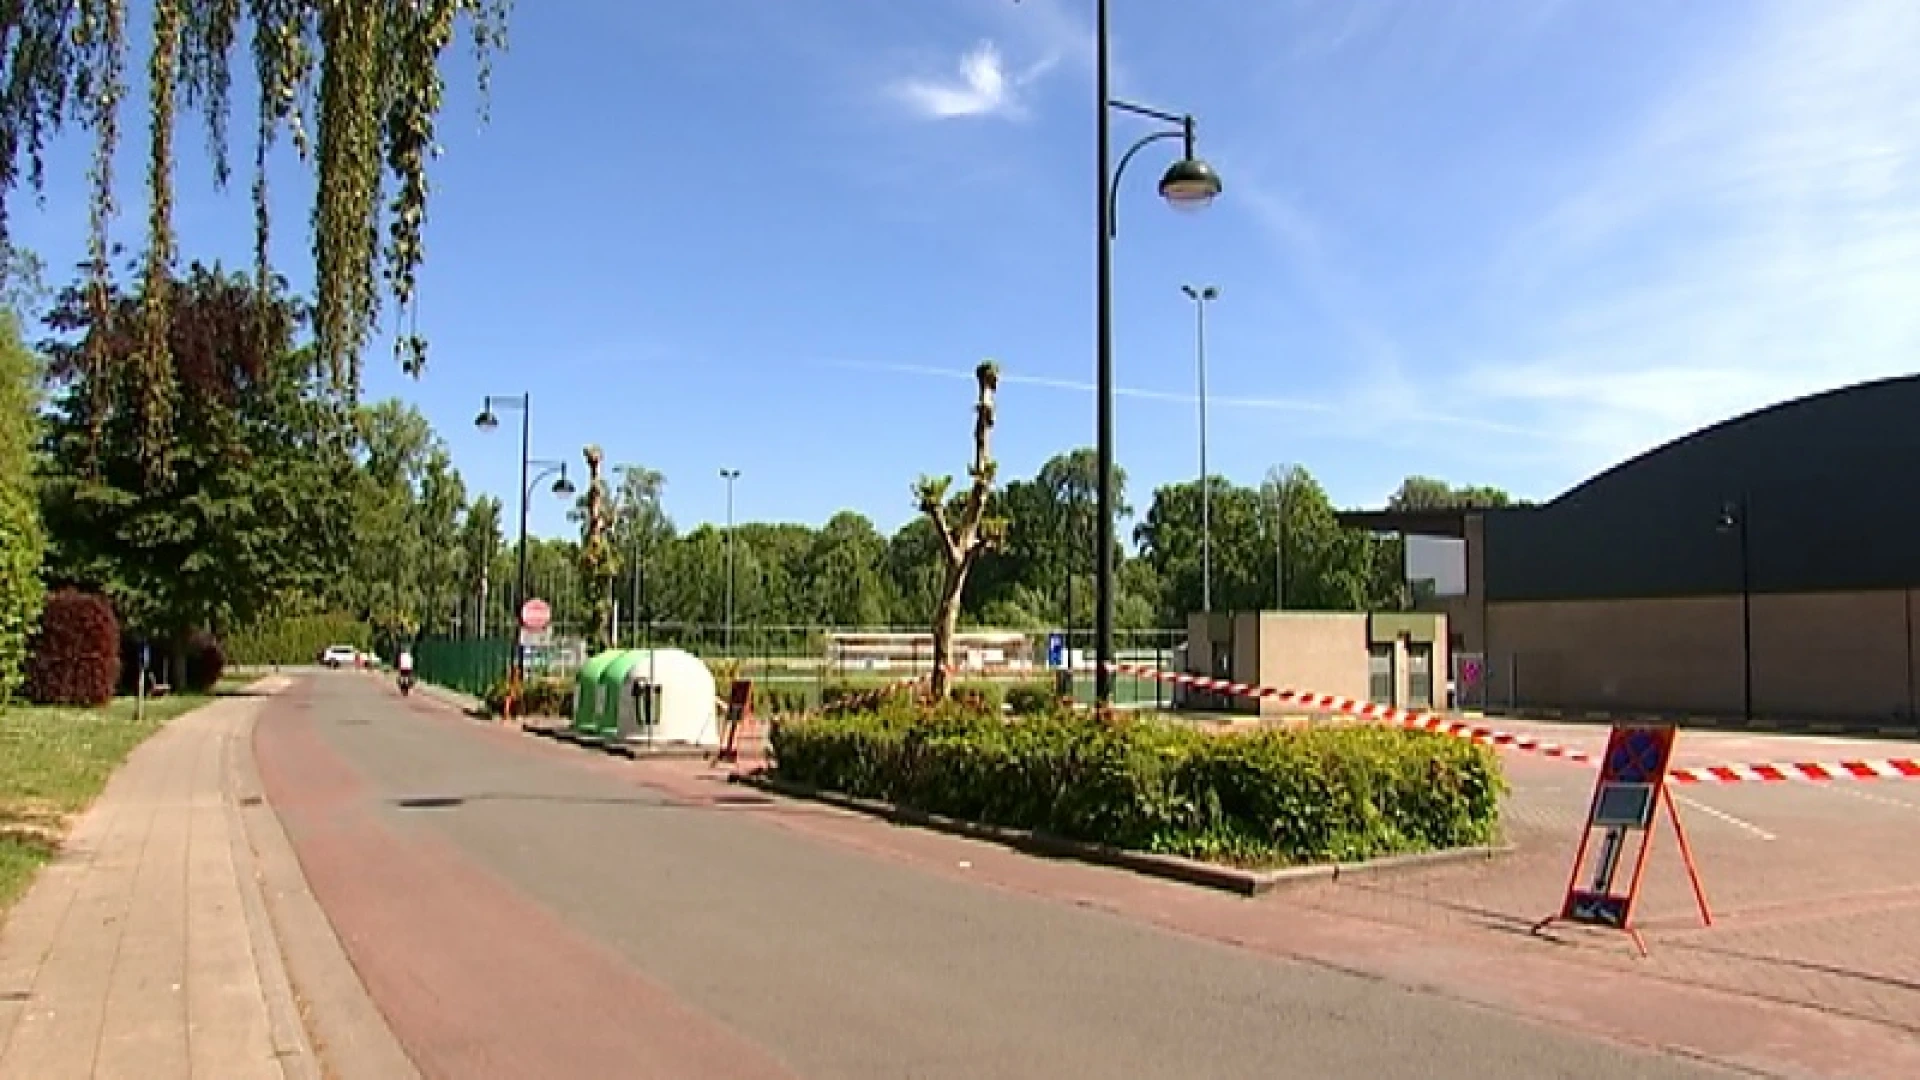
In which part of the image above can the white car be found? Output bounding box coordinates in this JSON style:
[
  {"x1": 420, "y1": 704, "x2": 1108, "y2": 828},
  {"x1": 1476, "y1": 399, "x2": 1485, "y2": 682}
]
[{"x1": 319, "y1": 644, "x2": 359, "y2": 669}]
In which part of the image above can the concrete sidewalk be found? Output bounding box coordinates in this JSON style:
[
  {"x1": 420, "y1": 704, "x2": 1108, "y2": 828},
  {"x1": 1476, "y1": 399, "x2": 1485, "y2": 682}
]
[{"x1": 0, "y1": 682, "x2": 407, "y2": 1079}]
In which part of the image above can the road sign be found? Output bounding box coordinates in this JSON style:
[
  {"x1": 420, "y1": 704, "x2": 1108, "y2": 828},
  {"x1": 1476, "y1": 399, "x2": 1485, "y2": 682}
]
[
  {"x1": 1532, "y1": 725, "x2": 1711, "y2": 956},
  {"x1": 518, "y1": 627, "x2": 552, "y2": 649},
  {"x1": 1047, "y1": 633, "x2": 1065, "y2": 669},
  {"x1": 520, "y1": 598, "x2": 552, "y2": 631},
  {"x1": 1454, "y1": 651, "x2": 1485, "y2": 689}
]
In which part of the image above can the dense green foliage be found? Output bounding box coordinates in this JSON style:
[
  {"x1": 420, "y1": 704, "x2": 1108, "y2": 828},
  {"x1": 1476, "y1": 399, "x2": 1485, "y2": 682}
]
[
  {"x1": 480, "y1": 674, "x2": 573, "y2": 718},
  {"x1": 37, "y1": 266, "x2": 353, "y2": 680},
  {"x1": 0, "y1": 310, "x2": 43, "y2": 701},
  {"x1": 771, "y1": 709, "x2": 1505, "y2": 867},
  {"x1": 23, "y1": 589, "x2": 120, "y2": 707},
  {"x1": 512, "y1": 454, "x2": 1514, "y2": 640},
  {"x1": 225, "y1": 612, "x2": 371, "y2": 665}
]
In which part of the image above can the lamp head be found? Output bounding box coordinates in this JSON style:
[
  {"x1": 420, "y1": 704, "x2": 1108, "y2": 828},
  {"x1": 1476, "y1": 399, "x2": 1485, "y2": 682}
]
[
  {"x1": 474, "y1": 408, "x2": 499, "y2": 431},
  {"x1": 1159, "y1": 157, "x2": 1222, "y2": 210}
]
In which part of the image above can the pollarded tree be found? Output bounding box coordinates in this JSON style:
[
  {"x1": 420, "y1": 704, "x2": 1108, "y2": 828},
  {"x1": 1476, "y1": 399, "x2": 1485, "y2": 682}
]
[
  {"x1": 0, "y1": 0, "x2": 512, "y2": 474},
  {"x1": 912, "y1": 360, "x2": 1006, "y2": 699},
  {"x1": 577, "y1": 444, "x2": 617, "y2": 651}
]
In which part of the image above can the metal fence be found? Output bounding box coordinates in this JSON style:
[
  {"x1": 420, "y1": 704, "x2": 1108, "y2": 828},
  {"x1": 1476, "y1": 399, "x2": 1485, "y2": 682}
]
[
  {"x1": 415, "y1": 637, "x2": 513, "y2": 697},
  {"x1": 418, "y1": 625, "x2": 1189, "y2": 711}
]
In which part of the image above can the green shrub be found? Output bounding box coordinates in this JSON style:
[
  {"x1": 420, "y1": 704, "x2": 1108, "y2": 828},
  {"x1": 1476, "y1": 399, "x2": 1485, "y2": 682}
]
[
  {"x1": 482, "y1": 675, "x2": 575, "y2": 718},
  {"x1": 24, "y1": 589, "x2": 122, "y2": 707},
  {"x1": 754, "y1": 683, "x2": 811, "y2": 716},
  {"x1": 225, "y1": 612, "x2": 371, "y2": 666},
  {"x1": 1004, "y1": 682, "x2": 1062, "y2": 717},
  {"x1": 769, "y1": 711, "x2": 1504, "y2": 868}
]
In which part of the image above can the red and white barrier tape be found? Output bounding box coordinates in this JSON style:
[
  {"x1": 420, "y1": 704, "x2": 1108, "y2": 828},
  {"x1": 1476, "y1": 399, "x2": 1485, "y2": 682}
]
[
  {"x1": 1108, "y1": 662, "x2": 1594, "y2": 765},
  {"x1": 1106, "y1": 663, "x2": 1920, "y2": 784},
  {"x1": 1667, "y1": 759, "x2": 1920, "y2": 785}
]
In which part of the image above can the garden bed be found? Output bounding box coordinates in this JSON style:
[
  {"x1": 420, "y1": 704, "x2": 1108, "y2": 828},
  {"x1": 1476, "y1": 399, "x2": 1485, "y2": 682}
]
[{"x1": 766, "y1": 702, "x2": 1506, "y2": 882}]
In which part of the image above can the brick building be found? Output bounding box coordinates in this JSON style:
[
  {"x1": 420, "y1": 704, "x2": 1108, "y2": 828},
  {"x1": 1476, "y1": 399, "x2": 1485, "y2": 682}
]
[{"x1": 1341, "y1": 374, "x2": 1920, "y2": 728}]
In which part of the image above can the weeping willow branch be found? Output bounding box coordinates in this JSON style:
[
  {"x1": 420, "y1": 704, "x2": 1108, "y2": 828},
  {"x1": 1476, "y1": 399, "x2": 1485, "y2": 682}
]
[
  {"x1": 138, "y1": 0, "x2": 183, "y2": 477},
  {"x1": 0, "y1": 0, "x2": 513, "y2": 461}
]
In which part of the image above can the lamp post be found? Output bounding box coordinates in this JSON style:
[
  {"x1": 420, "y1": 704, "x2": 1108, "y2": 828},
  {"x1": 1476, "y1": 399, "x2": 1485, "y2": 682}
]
[
  {"x1": 1083, "y1": 0, "x2": 1224, "y2": 704},
  {"x1": 720, "y1": 468, "x2": 740, "y2": 654},
  {"x1": 1717, "y1": 497, "x2": 1753, "y2": 724},
  {"x1": 475, "y1": 394, "x2": 532, "y2": 674},
  {"x1": 1181, "y1": 284, "x2": 1219, "y2": 613}
]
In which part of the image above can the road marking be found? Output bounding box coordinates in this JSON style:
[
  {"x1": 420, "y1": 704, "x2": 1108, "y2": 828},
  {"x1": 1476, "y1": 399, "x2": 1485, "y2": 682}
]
[
  {"x1": 1820, "y1": 784, "x2": 1920, "y2": 814},
  {"x1": 1673, "y1": 793, "x2": 1777, "y2": 841}
]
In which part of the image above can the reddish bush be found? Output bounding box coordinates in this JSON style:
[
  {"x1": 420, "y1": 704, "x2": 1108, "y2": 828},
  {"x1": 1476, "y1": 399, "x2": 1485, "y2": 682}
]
[
  {"x1": 183, "y1": 630, "x2": 226, "y2": 692},
  {"x1": 24, "y1": 589, "x2": 122, "y2": 707}
]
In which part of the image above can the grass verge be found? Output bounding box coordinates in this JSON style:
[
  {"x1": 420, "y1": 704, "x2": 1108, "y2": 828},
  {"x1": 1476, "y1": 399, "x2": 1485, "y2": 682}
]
[{"x1": 0, "y1": 678, "x2": 248, "y2": 910}]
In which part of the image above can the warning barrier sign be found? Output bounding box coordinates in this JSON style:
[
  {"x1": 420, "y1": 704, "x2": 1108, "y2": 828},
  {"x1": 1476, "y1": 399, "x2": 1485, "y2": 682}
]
[{"x1": 1530, "y1": 725, "x2": 1712, "y2": 956}]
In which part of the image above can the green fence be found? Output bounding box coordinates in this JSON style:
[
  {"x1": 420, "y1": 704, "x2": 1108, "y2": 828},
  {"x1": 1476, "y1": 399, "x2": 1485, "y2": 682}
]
[{"x1": 416, "y1": 637, "x2": 513, "y2": 697}]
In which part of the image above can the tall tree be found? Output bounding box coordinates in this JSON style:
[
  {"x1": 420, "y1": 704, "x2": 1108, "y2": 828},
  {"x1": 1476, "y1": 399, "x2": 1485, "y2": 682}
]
[
  {"x1": 0, "y1": 309, "x2": 45, "y2": 699},
  {"x1": 37, "y1": 264, "x2": 353, "y2": 681},
  {"x1": 457, "y1": 493, "x2": 501, "y2": 634},
  {"x1": 576, "y1": 444, "x2": 616, "y2": 650},
  {"x1": 912, "y1": 361, "x2": 1006, "y2": 697}
]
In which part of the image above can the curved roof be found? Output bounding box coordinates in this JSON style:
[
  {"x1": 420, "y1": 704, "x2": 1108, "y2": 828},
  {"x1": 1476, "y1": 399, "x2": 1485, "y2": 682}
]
[
  {"x1": 1486, "y1": 373, "x2": 1920, "y2": 602},
  {"x1": 1547, "y1": 373, "x2": 1920, "y2": 509}
]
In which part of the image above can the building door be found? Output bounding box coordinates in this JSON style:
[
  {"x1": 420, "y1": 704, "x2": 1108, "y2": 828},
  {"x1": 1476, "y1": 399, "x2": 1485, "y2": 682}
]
[
  {"x1": 1408, "y1": 643, "x2": 1434, "y2": 707},
  {"x1": 1210, "y1": 642, "x2": 1233, "y2": 709},
  {"x1": 1368, "y1": 644, "x2": 1395, "y2": 706}
]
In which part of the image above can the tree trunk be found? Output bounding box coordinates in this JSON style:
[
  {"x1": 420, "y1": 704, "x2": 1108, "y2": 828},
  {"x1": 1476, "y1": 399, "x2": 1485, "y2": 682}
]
[{"x1": 930, "y1": 561, "x2": 965, "y2": 698}]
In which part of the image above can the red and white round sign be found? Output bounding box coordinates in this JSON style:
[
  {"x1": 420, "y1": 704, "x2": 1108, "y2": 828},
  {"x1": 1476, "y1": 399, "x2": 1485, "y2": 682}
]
[{"x1": 519, "y1": 598, "x2": 552, "y2": 631}]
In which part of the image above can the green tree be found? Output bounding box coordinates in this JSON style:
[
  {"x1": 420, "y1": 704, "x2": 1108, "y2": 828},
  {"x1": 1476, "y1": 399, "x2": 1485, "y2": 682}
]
[
  {"x1": 804, "y1": 511, "x2": 890, "y2": 627},
  {"x1": 0, "y1": 308, "x2": 46, "y2": 699},
  {"x1": 1387, "y1": 475, "x2": 1515, "y2": 511},
  {"x1": 36, "y1": 264, "x2": 353, "y2": 682},
  {"x1": 457, "y1": 494, "x2": 502, "y2": 634}
]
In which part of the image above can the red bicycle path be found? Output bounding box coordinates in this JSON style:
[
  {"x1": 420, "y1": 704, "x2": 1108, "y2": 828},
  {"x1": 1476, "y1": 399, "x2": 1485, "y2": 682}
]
[{"x1": 252, "y1": 673, "x2": 1920, "y2": 1079}]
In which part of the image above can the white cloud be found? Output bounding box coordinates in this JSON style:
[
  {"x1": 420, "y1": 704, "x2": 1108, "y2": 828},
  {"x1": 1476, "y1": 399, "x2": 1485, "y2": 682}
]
[{"x1": 893, "y1": 41, "x2": 1030, "y2": 120}]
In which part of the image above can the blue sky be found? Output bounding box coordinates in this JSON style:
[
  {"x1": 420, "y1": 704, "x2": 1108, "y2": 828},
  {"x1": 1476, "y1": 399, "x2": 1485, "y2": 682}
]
[{"x1": 11, "y1": 0, "x2": 1920, "y2": 541}]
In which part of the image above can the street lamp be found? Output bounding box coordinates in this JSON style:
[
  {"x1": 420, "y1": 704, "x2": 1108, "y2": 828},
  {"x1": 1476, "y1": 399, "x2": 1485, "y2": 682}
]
[
  {"x1": 720, "y1": 468, "x2": 741, "y2": 654},
  {"x1": 1716, "y1": 498, "x2": 1753, "y2": 724},
  {"x1": 476, "y1": 394, "x2": 531, "y2": 673},
  {"x1": 1182, "y1": 283, "x2": 1219, "y2": 613},
  {"x1": 1083, "y1": 0, "x2": 1223, "y2": 705}
]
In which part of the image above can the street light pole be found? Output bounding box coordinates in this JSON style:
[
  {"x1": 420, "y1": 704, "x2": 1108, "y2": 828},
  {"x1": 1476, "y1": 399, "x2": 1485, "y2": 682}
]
[
  {"x1": 475, "y1": 394, "x2": 531, "y2": 676},
  {"x1": 1084, "y1": 0, "x2": 1222, "y2": 705},
  {"x1": 1182, "y1": 284, "x2": 1218, "y2": 613},
  {"x1": 721, "y1": 468, "x2": 740, "y2": 654}
]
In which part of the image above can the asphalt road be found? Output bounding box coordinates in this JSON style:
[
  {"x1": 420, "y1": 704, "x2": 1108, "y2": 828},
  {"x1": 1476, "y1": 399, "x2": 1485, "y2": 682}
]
[{"x1": 261, "y1": 673, "x2": 1729, "y2": 1079}]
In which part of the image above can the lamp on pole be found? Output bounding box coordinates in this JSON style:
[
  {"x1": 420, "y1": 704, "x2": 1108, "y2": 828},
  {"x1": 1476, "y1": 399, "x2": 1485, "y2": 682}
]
[
  {"x1": 475, "y1": 394, "x2": 531, "y2": 675},
  {"x1": 1716, "y1": 497, "x2": 1754, "y2": 724},
  {"x1": 720, "y1": 468, "x2": 741, "y2": 654},
  {"x1": 1082, "y1": 0, "x2": 1223, "y2": 704},
  {"x1": 1181, "y1": 284, "x2": 1219, "y2": 613}
]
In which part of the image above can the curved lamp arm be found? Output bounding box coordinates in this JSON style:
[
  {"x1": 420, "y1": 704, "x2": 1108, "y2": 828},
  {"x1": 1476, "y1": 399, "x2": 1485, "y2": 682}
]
[{"x1": 1108, "y1": 129, "x2": 1183, "y2": 238}]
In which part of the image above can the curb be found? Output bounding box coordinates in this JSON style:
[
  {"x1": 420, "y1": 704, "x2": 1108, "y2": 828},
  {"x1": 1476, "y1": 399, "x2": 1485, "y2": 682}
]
[
  {"x1": 234, "y1": 686, "x2": 424, "y2": 1079},
  {"x1": 526, "y1": 725, "x2": 722, "y2": 761},
  {"x1": 730, "y1": 772, "x2": 1510, "y2": 897}
]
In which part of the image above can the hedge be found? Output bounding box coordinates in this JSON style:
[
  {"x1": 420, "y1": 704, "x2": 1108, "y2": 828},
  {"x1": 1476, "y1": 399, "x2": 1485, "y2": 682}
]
[
  {"x1": 225, "y1": 612, "x2": 371, "y2": 666},
  {"x1": 769, "y1": 707, "x2": 1504, "y2": 868},
  {"x1": 24, "y1": 589, "x2": 122, "y2": 707},
  {"x1": 481, "y1": 675, "x2": 575, "y2": 718}
]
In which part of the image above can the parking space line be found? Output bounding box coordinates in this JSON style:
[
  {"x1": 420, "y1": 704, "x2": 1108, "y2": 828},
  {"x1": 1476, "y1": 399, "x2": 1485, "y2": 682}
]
[
  {"x1": 1818, "y1": 784, "x2": 1920, "y2": 814},
  {"x1": 1672, "y1": 793, "x2": 1777, "y2": 841}
]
